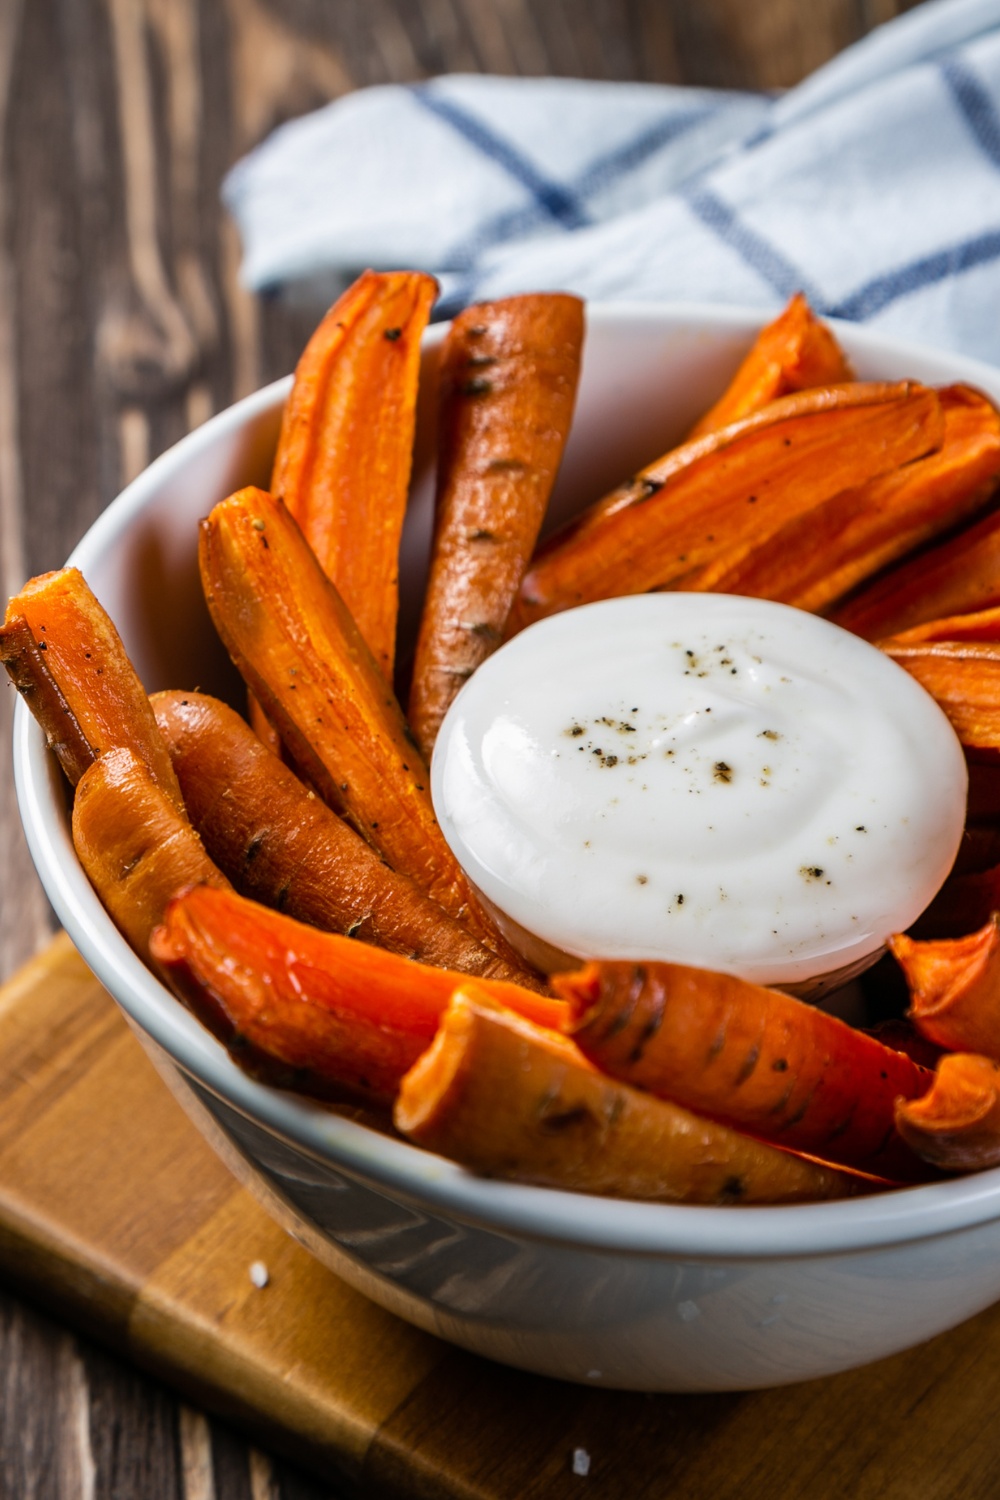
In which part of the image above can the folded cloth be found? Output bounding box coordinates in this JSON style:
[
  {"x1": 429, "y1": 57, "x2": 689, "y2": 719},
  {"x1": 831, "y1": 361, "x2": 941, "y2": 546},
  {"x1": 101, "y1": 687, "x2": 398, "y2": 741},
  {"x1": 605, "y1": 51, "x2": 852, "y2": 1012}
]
[{"x1": 223, "y1": 0, "x2": 1000, "y2": 364}]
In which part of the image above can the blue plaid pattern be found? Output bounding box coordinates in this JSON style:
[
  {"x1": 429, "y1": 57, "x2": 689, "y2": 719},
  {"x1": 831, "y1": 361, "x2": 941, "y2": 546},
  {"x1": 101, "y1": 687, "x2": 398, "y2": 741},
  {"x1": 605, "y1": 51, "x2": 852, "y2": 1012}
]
[{"x1": 223, "y1": 0, "x2": 1000, "y2": 364}]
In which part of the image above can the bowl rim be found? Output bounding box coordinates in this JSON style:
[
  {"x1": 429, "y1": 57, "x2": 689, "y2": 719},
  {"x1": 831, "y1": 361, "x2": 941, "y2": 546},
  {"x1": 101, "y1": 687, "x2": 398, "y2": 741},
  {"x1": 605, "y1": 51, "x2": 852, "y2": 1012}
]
[{"x1": 16, "y1": 299, "x2": 1000, "y2": 1261}]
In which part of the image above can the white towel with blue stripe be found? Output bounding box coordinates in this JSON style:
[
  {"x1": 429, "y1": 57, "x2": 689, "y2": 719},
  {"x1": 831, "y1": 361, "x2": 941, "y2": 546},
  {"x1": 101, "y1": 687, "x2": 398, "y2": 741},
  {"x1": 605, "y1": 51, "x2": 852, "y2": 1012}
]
[{"x1": 223, "y1": 0, "x2": 1000, "y2": 365}]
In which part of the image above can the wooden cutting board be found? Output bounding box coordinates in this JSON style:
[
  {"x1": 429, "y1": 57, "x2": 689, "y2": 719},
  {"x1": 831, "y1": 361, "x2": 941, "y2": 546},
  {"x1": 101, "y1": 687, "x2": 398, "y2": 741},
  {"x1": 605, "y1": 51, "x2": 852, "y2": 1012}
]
[{"x1": 3, "y1": 935, "x2": 1000, "y2": 1499}]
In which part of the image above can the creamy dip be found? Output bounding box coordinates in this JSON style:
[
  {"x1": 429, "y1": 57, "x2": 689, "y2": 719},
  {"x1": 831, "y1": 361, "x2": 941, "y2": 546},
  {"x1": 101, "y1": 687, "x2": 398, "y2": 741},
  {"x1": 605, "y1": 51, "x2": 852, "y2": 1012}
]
[{"x1": 431, "y1": 594, "x2": 968, "y2": 988}]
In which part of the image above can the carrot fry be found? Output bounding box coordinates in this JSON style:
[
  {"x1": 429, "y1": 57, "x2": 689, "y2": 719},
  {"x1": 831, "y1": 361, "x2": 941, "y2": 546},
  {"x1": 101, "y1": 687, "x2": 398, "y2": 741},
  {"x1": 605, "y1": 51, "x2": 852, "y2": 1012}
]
[
  {"x1": 509, "y1": 382, "x2": 943, "y2": 631},
  {"x1": 271, "y1": 268, "x2": 437, "y2": 680},
  {"x1": 0, "y1": 567, "x2": 183, "y2": 807},
  {"x1": 881, "y1": 608, "x2": 1000, "y2": 757},
  {"x1": 247, "y1": 690, "x2": 283, "y2": 757},
  {"x1": 153, "y1": 689, "x2": 539, "y2": 987},
  {"x1": 149, "y1": 885, "x2": 566, "y2": 1106},
  {"x1": 408, "y1": 293, "x2": 584, "y2": 760},
  {"x1": 832, "y1": 503, "x2": 1000, "y2": 641},
  {"x1": 395, "y1": 987, "x2": 873, "y2": 1204},
  {"x1": 703, "y1": 385, "x2": 1000, "y2": 613},
  {"x1": 895, "y1": 1053, "x2": 1000, "y2": 1172},
  {"x1": 198, "y1": 485, "x2": 521, "y2": 964},
  {"x1": 555, "y1": 960, "x2": 935, "y2": 1181},
  {"x1": 72, "y1": 747, "x2": 230, "y2": 959},
  {"x1": 891, "y1": 918, "x2": 1000, "y2": 1059},
  {"x1": 687, "y1": 293, "x2": 853, "y2": 439}
]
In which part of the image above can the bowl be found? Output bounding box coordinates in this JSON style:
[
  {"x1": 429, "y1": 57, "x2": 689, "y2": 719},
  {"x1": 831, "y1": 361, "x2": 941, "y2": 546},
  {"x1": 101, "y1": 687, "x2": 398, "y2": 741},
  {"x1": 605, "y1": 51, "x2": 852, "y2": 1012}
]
[{"x1": 15, "y1": 303, "x2": 1000, "y2": 1393}]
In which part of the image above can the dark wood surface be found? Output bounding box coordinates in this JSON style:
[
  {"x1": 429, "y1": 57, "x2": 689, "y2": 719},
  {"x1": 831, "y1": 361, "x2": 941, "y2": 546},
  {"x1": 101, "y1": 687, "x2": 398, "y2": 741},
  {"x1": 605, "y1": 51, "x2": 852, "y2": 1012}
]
[{"x1": 0, "y1": 2, "x2": 925, "y2": 1495}]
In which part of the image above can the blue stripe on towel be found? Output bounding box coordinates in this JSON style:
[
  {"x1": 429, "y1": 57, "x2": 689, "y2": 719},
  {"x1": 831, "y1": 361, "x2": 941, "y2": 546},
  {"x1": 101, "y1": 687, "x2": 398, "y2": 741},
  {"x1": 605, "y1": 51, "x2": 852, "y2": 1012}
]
[
  {"x1": 830, "y1": 226, "x2": 1000, "y2": 318},
  {"x1": 941, "y1": 56, "x2": 1000, "y2": 168},
  {"x1": 410, "y1": 87, "x2": 591, "y2": 229},
  {"x1": 683, "y1": 188, "x2": 823, "y2": 304}
]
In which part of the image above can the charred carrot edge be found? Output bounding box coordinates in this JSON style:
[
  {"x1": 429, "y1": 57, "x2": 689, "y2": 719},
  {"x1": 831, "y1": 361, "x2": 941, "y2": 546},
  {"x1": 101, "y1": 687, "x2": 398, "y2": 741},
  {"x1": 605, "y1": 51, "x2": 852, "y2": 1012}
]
[
  {"x1": 72, "y1": 747, "x2": 230, "y2": 959},
  {"x1": 408, "y1": 293, "x2": 584, "y2": 761},
  {"x1": 687, "y1": 292, "x2": 853, "y2": 439},
  {"x1": 271, "y1": 268, "x2": 438, "y2": 681},
  {"x1": 508, "y1": 382, "x2": 943, "y2": 632},
  {"x1": 880, "y1": 634, "x2": 1000, "y2": 756},
  {"x1": 394, "y1": 987, "x2": 874, "y2": 1204},
  {"x1": 198, "y1": 485, "x2": 527, "y2": 970},
  {"x1": 895, "y1": 1053, "x2": 1000, "y2": 1172},
  {"x1": 891, "y1": 919, "x2": 1000, "y2": 1059},
  {"x1": 555, "y1": 960, "x2": 935, "y2": 1182},
  {"x1": 149, "y1": 885, "x2": 566, "y2": 1107},
  {"x1": 832, "y1": 503, "x2": 1000, "y2": 642},
  {"x1": 0, "y1": 567, "x2": 183, "y2": 807},
  {"x1": 879, "y1": 602, "x2": 1000, "y2": 646},
  {"x1": 153, "y1": 690, "x2": 539, "y2": 987},
  {"x1": 705, "y1": 385, "x2": 1000, "y2": 614}
]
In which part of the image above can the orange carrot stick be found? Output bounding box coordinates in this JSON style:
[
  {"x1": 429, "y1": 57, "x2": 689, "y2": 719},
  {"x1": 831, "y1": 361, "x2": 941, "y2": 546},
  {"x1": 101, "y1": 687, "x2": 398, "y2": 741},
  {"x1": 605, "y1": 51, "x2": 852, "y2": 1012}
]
[
  {"x1": 395, "y1": 987, "x2": 872, "y2": 1203},
  {"x1": 0, "y1": 567, "x2": 183, "y2": 807},
  {"x1": 271, "y1": 268, "x2": 438, "y2": 680},
  {"x1": 198, "y1": 485, "x2": 521, "y2": 965},
  {"x1": 150, "y1": 884, "x2": 566, "y2": 1106},
  {"x1": 895, "y1": 1053, "x2": 1000, "y2": 1172},
  {"x1": 703, "y1": 385, "x2": 1000, "y2": 613},
  {"x1": 687, "y1": 293, "x2": 853, "y2": 439},
  {"x1": 891, "y1": 918, "x2": 1000, "y2": 1059},
  {"x1": 408, "y1": 293, "x2": 584, "y2": 760},
  {"x1": 72, "y1": 747, "x2": 230, "y2": 959},
  {"x1": 555, "y1": 959, "x2": 934, "y2": 1181},
  {"x1": 153, "y1": 689, "x2": 537, "y2": 986},
  {"x1": 881, "y1": 608, "x2": 1000, "y2": 757},
  {"x1": 833, "y1": 504, "x2": 1000, "y2": 641},
  {"x1": 509, "y1": 382, "x2": 943, "y2": 631}
]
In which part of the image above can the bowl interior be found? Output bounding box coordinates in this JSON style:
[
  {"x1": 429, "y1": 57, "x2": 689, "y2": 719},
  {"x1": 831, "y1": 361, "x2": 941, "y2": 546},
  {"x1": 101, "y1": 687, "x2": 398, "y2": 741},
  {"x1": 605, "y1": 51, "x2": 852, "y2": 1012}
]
[{"x1": 17, "y1": 303, "x2": 1000, "y2": 1259}]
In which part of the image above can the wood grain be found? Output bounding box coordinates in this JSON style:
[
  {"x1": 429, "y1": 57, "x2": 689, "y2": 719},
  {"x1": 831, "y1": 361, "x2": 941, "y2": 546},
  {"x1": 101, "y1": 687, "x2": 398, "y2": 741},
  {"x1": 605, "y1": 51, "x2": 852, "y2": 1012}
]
[{"x1": 0, "y1": 2, "x2": 930, "y2": 1496}]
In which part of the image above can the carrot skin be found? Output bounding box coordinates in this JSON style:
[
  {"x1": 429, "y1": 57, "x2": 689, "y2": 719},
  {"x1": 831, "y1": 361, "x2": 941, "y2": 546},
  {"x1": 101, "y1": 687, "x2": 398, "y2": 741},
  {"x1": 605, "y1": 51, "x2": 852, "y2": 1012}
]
[
  {"x1": 198, "y1": 486, "x2": 523, "y2": 966},
  {"x1": 153, "y1": 689, "x2": 538, "y2": 986},
  {"x1": 150, "y1": 885, "x2": 567, "y2": 1106},
  {"x1": 687, "y1": 292, "x2": 853, "y2": 438},
  {"x1": 271, "y1": 269, "x2": 438, "y2": 680},
  {"x1": 0, "y1": 568, "x2": 183, "y2": 807},
  {"x1": 395, "y1": 987, "x2": 874, "y2": 1203},
  {"x1": 891, "y1": 918, "x2": 1000, "y2": 1059},
  {"x1": 510, "y1": 382, "x2": 943, "y2": 631},
  {"x1": 409, "y1": 293, "x2": 584, "y2": 759},
  {"x1": 833, "y1": 502, "x2": 1000, "y2": 641},
  {"x1": 72, "y1": 747, "x2": 230, "y2": 959},
  {"x1": 706, "y1": 385, "x2": 1000, "y2": 613},
  {"x1": 895, "y1": 1053, "x2": 1000, "y2": 1172},
  {"x1": 556, "y1": 960, "x2": 935, "y2": 1181}
]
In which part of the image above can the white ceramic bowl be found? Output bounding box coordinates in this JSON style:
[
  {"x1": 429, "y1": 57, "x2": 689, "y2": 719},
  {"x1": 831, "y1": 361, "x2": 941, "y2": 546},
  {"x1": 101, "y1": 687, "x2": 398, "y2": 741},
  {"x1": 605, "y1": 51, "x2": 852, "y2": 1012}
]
[{"x1": 15, "y1": 305, "x2": 1000, "y2": 1393}]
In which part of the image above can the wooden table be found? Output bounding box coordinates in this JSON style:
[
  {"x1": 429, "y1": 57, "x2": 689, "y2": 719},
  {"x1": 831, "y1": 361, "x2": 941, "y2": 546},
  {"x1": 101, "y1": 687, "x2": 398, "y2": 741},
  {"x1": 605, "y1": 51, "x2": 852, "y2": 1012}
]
[{"x1": 0, "y1": 2, "x2": 928, "y2": 1495}]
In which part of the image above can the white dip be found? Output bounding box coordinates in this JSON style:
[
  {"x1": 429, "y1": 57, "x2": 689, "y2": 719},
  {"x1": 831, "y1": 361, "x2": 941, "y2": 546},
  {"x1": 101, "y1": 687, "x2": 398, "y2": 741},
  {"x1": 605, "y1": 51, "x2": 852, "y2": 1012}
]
[{"x1": 431, "y1": 593, "x2": 968, "y2": 988}]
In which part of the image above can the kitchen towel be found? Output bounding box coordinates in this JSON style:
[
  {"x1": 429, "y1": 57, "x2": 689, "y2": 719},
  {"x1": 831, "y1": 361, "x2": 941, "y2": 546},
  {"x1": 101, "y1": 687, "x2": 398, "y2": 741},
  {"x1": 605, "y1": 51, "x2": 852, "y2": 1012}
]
[{"x1": 223, "y1": 0, "x2": 1000, "y2": 364}]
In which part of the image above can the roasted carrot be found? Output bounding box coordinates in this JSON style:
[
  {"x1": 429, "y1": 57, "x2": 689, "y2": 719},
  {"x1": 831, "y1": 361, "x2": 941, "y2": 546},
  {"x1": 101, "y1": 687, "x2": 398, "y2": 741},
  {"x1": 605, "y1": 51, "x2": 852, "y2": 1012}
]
[
  {"x1": 687, "y1": 292, "x2": 853, "y2": 439},
  {"x1": 881, "y1": 608, "x2": 1000, "y2": 757},
  {"x1": 247, "y1": 690, "x2": 283, "y2": 757},
  {"x1": 395, "y1": 987, "x2": 873, "y2": 1203},
  {"x1": 0, "y1": 567, "x2": 183, "y2": 807},
  {"x1": 895, "y1": 1053, "x2": 1000, "y2": 1172},
  {"x1": 509, "y1": 382, "x2": 943, "y2": 631},
  {"x1": 150, "y1": 884, "x2": 566, "y2": 1106},
  {"x1": 556, "y1": 960, "x2": 935, "y2": 1181},
  {"x1": 153, "y1": 689, "x2": 539, "y2": 986},
  {"x1": 891, "y1": 918, "x2": 1000, "y2": 1059},
  {"x1": 199, "y1": 486, "x2": 522, "y2": 965},
  {"x1": 271, "y1": 268, "x2": 437, "y2": 681},
  {"x1": 703, "y1": 385, "x2": 1000, "y2": 613},
  {"x1": 72, "y1": 747, "x2": 230, "y2": 959},
  {"x1": 408, "y1": 293, "x2": 584, "y2": 760},
  {"x1": 833, "y1": 503, "x2": 1000, "y2": 641}
]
